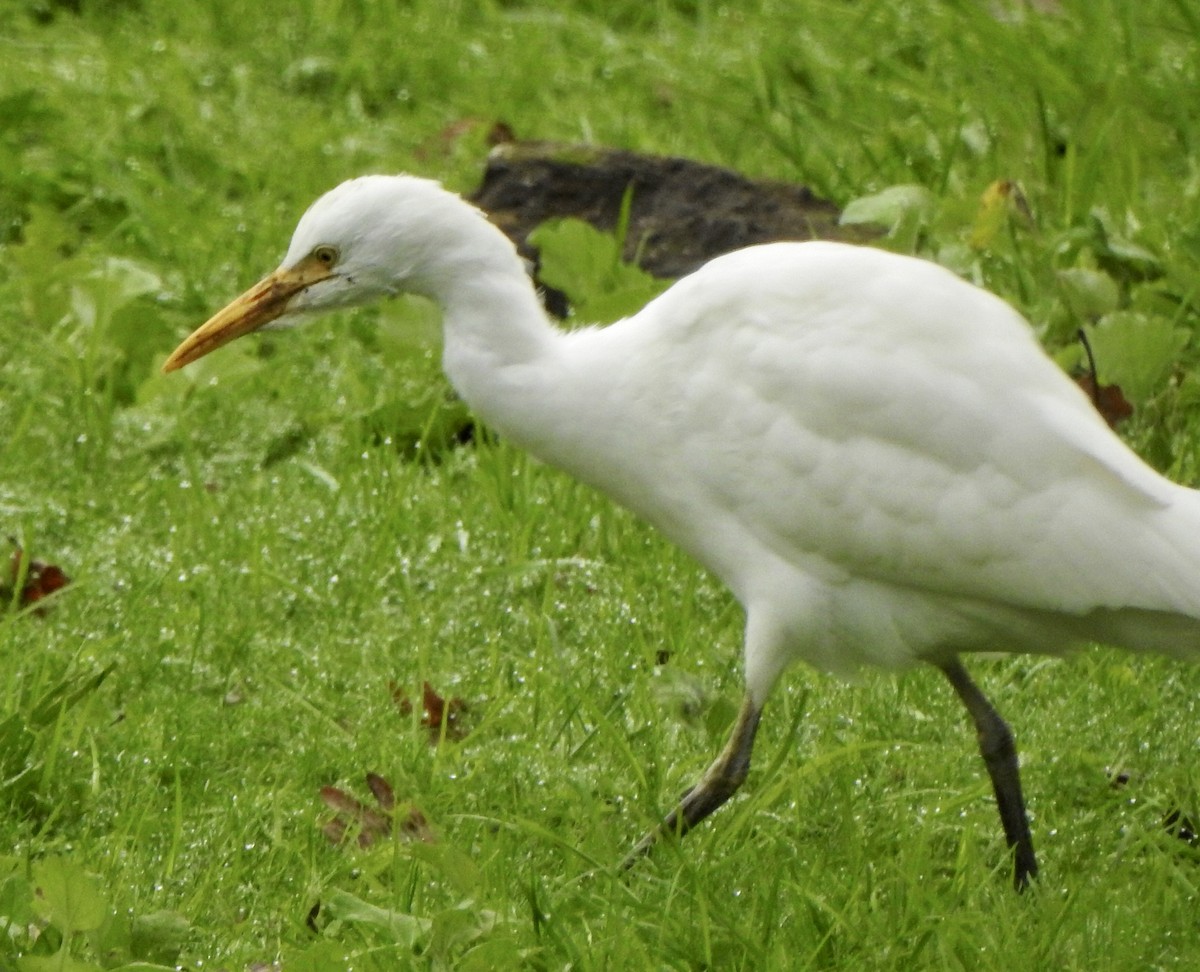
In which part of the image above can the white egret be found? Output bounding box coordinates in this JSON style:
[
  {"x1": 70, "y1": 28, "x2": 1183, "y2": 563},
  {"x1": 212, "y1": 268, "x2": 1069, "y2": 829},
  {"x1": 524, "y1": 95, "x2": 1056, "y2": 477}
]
[{"x1": 164, "y1": 175, "x2": 1200, "y2": 889}]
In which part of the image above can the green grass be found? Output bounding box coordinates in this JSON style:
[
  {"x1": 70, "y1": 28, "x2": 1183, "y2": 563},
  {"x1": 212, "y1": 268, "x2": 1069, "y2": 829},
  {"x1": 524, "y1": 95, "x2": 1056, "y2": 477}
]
[{"x1": 2, "y1": 0, "x2": 1200, "y2": 967}]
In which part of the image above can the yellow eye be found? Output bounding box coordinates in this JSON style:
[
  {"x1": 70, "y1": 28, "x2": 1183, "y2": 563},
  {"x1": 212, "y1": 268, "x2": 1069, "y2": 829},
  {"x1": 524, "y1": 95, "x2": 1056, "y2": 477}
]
[{"x1": 312, "y1": 245, "x2": 339, "y2": 267}]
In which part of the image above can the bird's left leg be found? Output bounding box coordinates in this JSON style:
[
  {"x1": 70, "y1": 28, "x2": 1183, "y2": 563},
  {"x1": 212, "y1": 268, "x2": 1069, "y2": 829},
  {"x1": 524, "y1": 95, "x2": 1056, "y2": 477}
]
[
  {"x1": 622, "y1": 693, "x2": 763, "y2": 868},
  {"x1": 937, "y1": 656, "x2": 1039, "y2": 890}
]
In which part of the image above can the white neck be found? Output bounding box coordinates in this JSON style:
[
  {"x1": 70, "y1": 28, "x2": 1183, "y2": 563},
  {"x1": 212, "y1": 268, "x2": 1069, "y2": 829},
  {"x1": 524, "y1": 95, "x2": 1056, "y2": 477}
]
[{"x1": 416, "y1": 215, "x2": 567, "y2": 448}]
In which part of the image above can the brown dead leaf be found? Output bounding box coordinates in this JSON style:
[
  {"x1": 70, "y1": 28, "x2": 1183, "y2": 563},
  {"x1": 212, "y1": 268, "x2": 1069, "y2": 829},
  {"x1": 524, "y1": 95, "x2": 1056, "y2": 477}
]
[
  {"x1": 365, "y1": 771, "x2": 395, "y2": 811},
  {"x1": 398, "y1": 805, "x2": 436, "y2": 844},
  {"x1": 390, "y1": 680, "x2": 469, "y2": 743},
  {"x1": 3, "y1": 543, "x2": 71, "y2": 614},
  {"x1": 1075, "y1": 373, "x2": 1134, "y2": 428},
  {"x1": 319, "y1": 774, "x2": 435, "y2": 849},
  {"x1": 1075, "y1": 328, "x2": 1133, "y2": 428},
  {"x1": 486, "y1": 121, "x2": 516, "y2": 147}
]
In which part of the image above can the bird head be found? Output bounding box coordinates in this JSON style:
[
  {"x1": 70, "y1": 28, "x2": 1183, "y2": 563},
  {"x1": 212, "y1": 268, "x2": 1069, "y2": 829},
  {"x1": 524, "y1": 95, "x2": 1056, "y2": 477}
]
[{"x1": 162, "y1": 175, "x2": 478, "y2": 372}]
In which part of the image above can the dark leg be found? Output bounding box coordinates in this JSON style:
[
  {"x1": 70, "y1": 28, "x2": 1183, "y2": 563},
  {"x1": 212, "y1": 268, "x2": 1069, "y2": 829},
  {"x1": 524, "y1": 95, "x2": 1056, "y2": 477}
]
[
  {"x1": 622, "y1": 694, "x2": 763, "y2": 868},
  {"x1": 938, "y1": 657, "x2": 1039, "y2": 890}
]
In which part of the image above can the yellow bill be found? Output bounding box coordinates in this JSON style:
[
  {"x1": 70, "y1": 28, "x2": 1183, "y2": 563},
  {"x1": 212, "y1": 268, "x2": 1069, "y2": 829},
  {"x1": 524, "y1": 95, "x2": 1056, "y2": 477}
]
[{"x1": 162, "y1": 254, "x2": 334, "y2": 372}]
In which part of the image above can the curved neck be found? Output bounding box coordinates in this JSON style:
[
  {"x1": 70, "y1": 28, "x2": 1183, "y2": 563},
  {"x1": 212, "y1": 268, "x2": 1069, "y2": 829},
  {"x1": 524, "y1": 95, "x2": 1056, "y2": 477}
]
[
  {"x1": 420, "y1": 218, "x2": 564, "y2": 438},
  {"x1": 440, "y1": 263, "x2": 557, "y2": 370}
]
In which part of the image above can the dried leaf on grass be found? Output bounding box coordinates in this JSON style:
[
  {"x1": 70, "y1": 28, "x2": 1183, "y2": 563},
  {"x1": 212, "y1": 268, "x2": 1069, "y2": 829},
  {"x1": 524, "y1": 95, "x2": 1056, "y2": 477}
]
[
  {"x1": 320, "y1": 773, "x2": 435, "y2": 848},
  {"x1": 2, "y1": 542, "x2": 71, "y2": 614},
  {"x1": 391, "y1": 680, "x2": 469, "y2": 743}
]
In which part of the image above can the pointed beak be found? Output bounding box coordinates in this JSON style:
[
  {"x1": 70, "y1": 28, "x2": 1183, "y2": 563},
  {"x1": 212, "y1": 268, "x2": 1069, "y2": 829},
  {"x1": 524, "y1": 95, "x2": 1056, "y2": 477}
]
[{"x1": 162, "y1": 255, "x2": 334, "y2": 372}]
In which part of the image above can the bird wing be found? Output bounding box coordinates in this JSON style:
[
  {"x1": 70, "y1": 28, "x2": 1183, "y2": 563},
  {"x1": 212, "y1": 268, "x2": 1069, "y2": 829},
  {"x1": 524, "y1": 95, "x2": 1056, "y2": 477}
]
[{"x1": 618, "y1": 243, "x2": 1200, "y2": 621}]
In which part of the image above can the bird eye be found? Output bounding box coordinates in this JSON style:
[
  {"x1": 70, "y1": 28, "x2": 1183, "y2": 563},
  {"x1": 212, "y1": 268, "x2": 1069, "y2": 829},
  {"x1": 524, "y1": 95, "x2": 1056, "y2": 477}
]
[{"x1": 312, "y1": 245, "x2": 339, "y2": 267}]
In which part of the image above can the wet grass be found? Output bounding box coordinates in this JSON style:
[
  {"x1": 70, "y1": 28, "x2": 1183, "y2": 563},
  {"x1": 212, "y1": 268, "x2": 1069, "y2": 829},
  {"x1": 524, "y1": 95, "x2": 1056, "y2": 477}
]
[{"x1": 2, "y1": 0, "x2": 1200, "y2": 968}]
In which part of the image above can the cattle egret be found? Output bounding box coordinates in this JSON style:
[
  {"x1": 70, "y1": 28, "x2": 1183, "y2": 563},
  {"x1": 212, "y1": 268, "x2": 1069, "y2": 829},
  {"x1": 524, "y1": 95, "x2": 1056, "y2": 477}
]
[{"x1": 164, "y1": 174, "x2": 1200, "y2": 890}]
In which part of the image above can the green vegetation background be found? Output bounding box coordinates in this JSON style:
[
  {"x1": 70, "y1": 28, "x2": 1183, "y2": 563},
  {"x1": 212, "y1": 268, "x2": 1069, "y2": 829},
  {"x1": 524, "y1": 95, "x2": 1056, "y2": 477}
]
[{"x1": 2, "y1": 0, "x2": 1199, "y2": 968}]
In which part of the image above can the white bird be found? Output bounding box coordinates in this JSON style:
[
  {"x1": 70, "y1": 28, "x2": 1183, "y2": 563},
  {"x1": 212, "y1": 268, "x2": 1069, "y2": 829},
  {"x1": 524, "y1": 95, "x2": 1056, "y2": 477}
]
[{"x1": 164, "y1": 174, "x2": 1200, "y2": 889}]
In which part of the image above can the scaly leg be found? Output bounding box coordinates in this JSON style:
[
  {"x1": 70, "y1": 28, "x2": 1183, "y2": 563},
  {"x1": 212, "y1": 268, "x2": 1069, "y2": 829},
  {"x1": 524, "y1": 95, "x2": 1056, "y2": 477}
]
[
  {"x1": 623, "y1": 693, "x2": 763, "y2": 868},
  {"x1": 938, "y1": 656, "x2": 1039, "y2": 890}
]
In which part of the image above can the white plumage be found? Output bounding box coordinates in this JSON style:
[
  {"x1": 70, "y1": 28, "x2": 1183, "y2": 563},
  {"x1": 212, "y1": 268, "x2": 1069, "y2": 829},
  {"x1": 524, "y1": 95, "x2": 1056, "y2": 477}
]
[{"x1": 164, "y1": 174, "x2": 1200, "y2": 888}]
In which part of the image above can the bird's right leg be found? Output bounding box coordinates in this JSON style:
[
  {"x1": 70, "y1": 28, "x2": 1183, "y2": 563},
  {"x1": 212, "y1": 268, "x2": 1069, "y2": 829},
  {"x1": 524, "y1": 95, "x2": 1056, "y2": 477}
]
[
  {"x1": 622, "y1": 693, "x2": 763, "y2": 869},
  {"x1": 938, "y1": 656, "x2": 1039, "y2": 890}
]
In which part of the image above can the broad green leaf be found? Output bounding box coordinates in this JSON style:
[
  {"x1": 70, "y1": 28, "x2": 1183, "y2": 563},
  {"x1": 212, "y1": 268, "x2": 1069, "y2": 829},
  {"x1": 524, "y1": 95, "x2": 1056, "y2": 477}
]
[
  {"x1": 1089, "y1": 207, "x2": 1164, "y2": 282},
  {"x1": 531, "y1": 217, "x2": 622, "y2": 294},
  {"x1": 280, "y1": 940, "x2": 359, "y2": 972},
  {"x1": 428, "y1": 902, "x2": 499, "y2": 958},
  {"x1": 70, "y1": 258, "x2": 162, "y2": 332},
  {"x1": 321, "y1": 890, "x2": 430, "y2": 947},
  {"x1": 17, "y1": 948, "x2": 103, "y2": 972},
  {"x1": 839, "y1": 184, "x2": 934, "y2": 237},
  {"x1": 0, "y1": 870, "x2": 36, "y2": 932},
  {"x1": 530, "y1": 218, "x2": 667, "y2": 324},
  {"x1": 457, "y1": 935, "x2": 537, "y2": 972},
  {"x1": 128, "y1": 910, "x2": 190, "y2": 965},
  {"x1": 30, "y1": 858, "x2": 108, "y2": 936},
  {"x1": 405, "y1": 843, "x2": 481, "y2": 898},
  {"x1": 1086, "y1": 311, "x2": 1189, "y2": 403},
  {"x1": 1057, "y1": 268, "x2": 1120, "y2": 321}
]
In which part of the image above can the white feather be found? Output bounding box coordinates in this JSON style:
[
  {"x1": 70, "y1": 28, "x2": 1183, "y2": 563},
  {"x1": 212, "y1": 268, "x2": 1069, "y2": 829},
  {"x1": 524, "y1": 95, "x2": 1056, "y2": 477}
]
[{"x1": 274, "y1": 176, "x2": 1200, "y2": 696}]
